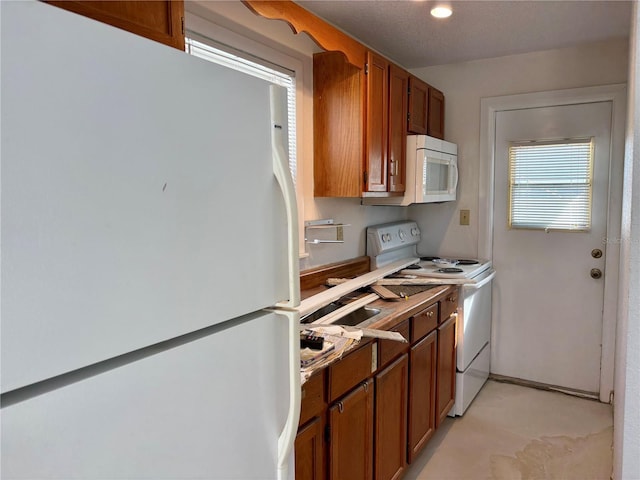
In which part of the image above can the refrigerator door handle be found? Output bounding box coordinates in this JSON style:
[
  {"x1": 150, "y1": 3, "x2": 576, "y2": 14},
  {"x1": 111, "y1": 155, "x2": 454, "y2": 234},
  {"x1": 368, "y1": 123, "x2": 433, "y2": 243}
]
[
  {"x1": 270, "y1": 85, "x2": 300, "y2": 309},
  {"x1": 270, "y1": 308, "x2": 301, "y2": 480}
]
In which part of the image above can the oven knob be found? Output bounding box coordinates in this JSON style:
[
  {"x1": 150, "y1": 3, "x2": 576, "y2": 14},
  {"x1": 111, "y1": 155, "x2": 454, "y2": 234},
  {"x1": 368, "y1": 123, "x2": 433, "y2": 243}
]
[
  {"x1": 412, "y1": 227, "x2": 420, "y2": 236},
  {"x1": 398, "y1": 229, "x2": 405, "y2": 240}
]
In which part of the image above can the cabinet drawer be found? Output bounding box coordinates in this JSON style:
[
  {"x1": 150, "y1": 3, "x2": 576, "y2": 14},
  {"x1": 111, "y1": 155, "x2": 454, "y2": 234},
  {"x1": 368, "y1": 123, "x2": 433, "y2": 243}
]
[
  {"x1": 411, "y1": 303, "x2": 438, "y2": 342},
  {"x1": 378, "y1": 320, "x2": 410, "y2": 368},
  {"x1": 440, "y1": 288, "x2": 459, "y2": 322},
  {"x1": 329, "y1": 343, "x2": 375, "y2": 402},
  {"x1": 300, "y1": 370, "x2": 326, "y2": 426}
]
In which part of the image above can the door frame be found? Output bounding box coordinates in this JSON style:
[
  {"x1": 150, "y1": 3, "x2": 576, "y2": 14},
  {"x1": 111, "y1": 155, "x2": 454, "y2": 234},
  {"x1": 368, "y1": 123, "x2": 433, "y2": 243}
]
[{"x1": 479, "y1": 84, "x2": 627, "y2": 403}]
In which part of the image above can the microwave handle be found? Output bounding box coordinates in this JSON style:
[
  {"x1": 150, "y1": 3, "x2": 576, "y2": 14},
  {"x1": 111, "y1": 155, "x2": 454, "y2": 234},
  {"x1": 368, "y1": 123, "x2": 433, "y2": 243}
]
[{"x1": 451, "y1": 160, "x2": 459, "y2": 193}]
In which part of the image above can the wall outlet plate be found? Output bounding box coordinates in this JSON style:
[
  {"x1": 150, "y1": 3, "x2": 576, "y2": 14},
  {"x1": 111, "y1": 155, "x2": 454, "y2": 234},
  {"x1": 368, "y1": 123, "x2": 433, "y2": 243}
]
[{"x1": 460, "y1": 209, "x2": 470, "y2": 225}]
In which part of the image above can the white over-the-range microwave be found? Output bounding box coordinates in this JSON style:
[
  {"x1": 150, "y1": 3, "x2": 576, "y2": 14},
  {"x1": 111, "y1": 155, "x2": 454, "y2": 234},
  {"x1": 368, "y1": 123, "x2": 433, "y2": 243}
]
[{"x1": 363, "y1": 135, "x2": 458, "y2": 206}]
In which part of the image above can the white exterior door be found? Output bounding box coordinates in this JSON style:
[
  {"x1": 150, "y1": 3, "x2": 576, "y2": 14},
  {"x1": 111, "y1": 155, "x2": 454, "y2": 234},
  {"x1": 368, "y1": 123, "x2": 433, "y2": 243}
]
[{"x1": 491, "y1": 102, "x2": 612, "y2": 394}]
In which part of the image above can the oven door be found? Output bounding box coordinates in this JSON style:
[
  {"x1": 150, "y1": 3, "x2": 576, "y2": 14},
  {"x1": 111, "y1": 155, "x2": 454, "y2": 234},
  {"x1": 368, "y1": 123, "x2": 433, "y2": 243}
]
[{"x1": 457, "y1": 268, "x2": 496, "y2": 371}]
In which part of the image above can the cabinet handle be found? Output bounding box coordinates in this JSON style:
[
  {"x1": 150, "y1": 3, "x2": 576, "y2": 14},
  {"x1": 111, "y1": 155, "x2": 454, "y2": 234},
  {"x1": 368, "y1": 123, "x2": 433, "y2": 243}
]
[
  {"x1": 447, "y1": 296, "x2": 456, "y2": 303},
  {"x1": 362, "y1": 381, "x2": 369, "y2": 393},
  {"x1": 338, "y1": 401, "x2": 344, "y2": 413},
  {"x1": 427, "y1": 311, "x2": 434, "y2": 317}
]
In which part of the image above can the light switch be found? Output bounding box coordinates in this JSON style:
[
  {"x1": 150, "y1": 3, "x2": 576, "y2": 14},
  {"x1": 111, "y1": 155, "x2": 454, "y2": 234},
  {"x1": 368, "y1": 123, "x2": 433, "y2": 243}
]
[{"x1": 460, "y1": 209, "x2": 470, "y2": 226}]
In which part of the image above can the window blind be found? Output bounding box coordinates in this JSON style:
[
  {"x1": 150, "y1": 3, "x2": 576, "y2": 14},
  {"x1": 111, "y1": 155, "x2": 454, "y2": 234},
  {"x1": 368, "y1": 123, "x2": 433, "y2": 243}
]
[
  {"x1": 184, "y1": 36, "x2": 297, "y2": 185},
  {"x1": 508, "y1": 139, "x2": 594, "y2": 231}
]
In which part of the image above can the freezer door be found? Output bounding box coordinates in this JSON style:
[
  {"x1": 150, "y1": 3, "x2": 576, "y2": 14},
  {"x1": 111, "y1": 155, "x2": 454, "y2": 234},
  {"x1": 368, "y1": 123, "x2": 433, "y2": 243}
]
[
  {"x1": 2, "y1": 311, "x2": 292, "y2": 479},
  {"x1": 1, "y1": 1, "x2": 298, "y2": 392}
]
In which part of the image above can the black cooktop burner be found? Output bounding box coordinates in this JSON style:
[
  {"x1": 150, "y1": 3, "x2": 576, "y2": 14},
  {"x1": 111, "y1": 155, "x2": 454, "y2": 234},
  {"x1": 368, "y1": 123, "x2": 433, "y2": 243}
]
[
  {"x1": 437, "y1": 267, "x2": 464, "y2": 273},
  {"x1": 420, "y1": 256, "x2": 440, "y2": 261},
  {"x1": 456, "y1": 259, "x2": 479, "y2": 265},
  {"x1": 404, "y1": 264, "x2": 422, "y2": 270}
]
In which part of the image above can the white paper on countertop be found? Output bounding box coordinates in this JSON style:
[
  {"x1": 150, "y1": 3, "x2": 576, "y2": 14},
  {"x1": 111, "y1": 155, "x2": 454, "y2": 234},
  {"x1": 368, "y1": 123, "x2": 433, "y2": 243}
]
[
  {"x1": 299, "y1": 326, "x2": 408, "y2": 384},
  {"x1": 304, "y1": 325, "x2": 363, "y2": 341}
]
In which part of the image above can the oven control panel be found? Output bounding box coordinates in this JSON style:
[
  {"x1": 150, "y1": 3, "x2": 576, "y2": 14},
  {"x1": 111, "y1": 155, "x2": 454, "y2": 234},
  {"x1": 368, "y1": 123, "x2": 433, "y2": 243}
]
[{"x1": 366, "y1": 221, "x2": 421, "y2": 257}]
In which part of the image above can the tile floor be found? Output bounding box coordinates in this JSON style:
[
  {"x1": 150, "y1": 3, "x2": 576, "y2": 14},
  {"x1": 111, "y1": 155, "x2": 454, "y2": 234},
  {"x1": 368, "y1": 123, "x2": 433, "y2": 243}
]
[{"x1": 404, "y1": 380, "x2": 613, "y2": 480}]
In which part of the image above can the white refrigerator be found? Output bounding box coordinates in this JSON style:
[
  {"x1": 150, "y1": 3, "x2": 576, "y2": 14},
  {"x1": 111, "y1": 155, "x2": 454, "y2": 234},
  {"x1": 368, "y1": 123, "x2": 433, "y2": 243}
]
[{"x1": 1, "y1": 1, "x2": 301, "y2": 479}]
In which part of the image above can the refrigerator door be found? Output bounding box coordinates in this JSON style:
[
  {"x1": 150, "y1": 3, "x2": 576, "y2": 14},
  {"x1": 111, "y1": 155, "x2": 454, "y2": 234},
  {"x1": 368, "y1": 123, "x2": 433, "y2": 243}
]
[
  {"x1": 1, "y1": 1, "x2": 298, "y2": 392},
  {"x1": 2, "y1": 311, "x2": 291, "y2": 479}
]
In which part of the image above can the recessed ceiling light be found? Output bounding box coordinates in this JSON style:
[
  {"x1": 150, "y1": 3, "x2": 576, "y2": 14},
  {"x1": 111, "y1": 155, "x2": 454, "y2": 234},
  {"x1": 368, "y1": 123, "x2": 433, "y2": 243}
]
[{"x1": 430, "y1": 6, "x2": 452, "y2": 18}]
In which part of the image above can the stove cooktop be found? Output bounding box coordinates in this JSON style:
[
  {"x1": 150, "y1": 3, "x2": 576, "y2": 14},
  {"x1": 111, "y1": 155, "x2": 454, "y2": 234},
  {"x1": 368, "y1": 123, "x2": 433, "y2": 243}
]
[
  {"x1": 366, "y1": 221, "x2": 492, "y2": 279},
  {"x1": 401, "y1": 259, "x2": 492, "y2": 279}
]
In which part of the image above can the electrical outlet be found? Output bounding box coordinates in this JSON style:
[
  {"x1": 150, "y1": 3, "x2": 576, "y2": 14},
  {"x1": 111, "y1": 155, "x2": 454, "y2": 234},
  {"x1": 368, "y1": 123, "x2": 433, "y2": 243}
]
[
  {"x1": 460, "y1": 209, "x2": 470, "y2": 226},
  {"x1": 336, "y1": 226, "x2": 344, "y2": 241}
]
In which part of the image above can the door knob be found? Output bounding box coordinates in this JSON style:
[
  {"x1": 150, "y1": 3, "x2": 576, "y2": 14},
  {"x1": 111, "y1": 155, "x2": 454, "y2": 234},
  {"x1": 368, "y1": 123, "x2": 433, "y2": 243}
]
[
  {"x1": 591, "y1": 249, "x2": 603, "y2": 258},
  {"x1": 590, "y1": 268, "x2": 602, "y2": 279}
]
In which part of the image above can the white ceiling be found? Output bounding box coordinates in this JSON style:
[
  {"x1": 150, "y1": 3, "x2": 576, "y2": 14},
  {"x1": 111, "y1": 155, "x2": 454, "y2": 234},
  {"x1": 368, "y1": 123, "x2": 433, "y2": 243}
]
[{"x1": 296, "y1": 0, "x2": 632, "y2": 68}]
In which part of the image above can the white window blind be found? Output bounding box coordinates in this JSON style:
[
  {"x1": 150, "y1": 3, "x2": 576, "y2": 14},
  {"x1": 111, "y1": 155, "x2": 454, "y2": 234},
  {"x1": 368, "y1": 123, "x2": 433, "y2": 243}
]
[
  {"x1": 184, "y1": 36, "x2": 297, "y2": 185},
  {"x1": 508, "y1": 139, "x2": 594, "y2": 231}
]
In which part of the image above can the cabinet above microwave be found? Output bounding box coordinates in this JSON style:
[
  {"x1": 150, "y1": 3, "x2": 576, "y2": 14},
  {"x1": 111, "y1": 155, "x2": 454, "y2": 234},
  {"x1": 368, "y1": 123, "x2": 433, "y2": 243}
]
[{"x1": 362, "y1": 135, "x2": 458, "y2": 206}]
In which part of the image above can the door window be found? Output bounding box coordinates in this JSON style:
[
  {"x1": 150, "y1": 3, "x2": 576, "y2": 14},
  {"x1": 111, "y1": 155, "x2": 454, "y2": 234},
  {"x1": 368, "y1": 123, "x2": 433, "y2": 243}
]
[{"x1": 508, "y1": 138, "x2": 594, "y2": 231}]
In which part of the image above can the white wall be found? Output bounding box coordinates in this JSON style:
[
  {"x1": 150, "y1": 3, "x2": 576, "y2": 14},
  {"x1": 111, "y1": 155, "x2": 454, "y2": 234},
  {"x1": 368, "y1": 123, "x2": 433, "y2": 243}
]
[
  {"x1": 186, "y1": 1, "x2": 407, "y2": 271},
  {"x1": 614, "y1": 5, "x2": 640, "y2": 478},
  {"x1": 410, "y1": 39, "x2": 629, "y2": 258}
]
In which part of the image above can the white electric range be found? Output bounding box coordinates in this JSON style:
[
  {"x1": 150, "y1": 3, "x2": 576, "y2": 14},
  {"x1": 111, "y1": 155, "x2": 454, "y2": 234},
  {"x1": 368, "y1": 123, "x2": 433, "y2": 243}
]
[{"x1": 366, "y1": 221, "x2": 496, "y2": 416}]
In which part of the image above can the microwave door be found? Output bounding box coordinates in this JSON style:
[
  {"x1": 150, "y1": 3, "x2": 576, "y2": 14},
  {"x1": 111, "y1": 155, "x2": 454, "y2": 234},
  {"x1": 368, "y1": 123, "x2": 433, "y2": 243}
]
[{"x1": 421, "y1": 151, "x2": 457, "y2": 202}]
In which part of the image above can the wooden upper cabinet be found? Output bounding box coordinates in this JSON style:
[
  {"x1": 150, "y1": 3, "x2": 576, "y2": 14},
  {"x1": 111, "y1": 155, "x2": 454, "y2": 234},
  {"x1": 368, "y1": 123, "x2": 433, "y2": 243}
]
[
  {"x1": 46, "y1": 1, "x2": 185, "y2": 50},
  {"x1": 365, "y1": 51, "x2": 390, "y2": 193},
  {"x1": 408, "y1": 75, "x2": 445, "y2": 139},
  {"x1": 408, "y1": 76, "x2": 428, "y2": 135},
  {"x1": 313, "y1": 51, "x2": 364, "y2": 197},
  {"x1": 313, "y1": 50, "x2": 410, "y2": 197},
  {"x1": 388, "y1": 65, "x2": 408, "y2": 193},
  {"x1": 428, "y1": 86, "x2": 446, "y2": 140}
]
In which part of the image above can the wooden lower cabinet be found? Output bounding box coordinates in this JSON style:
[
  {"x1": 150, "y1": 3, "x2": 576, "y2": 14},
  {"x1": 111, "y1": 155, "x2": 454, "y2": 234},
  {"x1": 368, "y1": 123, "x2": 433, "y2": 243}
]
[
  {"x1": 295, "y1": 416, "x2": 325, "y2": 480},
  {"x1": 295, "y1": 286, "x2": 459, "y2": 479},
  {"x1": 436, "y1": 315, "x2": 457, "y2": 426},
  {"x1": 375, "y1": 354, "x2": 408, "y2": 480},
  {"x1": 328, "y1": 379, "x2": 374, "y2": 480},
  {"x1": 407, "y1": 330, "x2": 437, "y2": 463}
]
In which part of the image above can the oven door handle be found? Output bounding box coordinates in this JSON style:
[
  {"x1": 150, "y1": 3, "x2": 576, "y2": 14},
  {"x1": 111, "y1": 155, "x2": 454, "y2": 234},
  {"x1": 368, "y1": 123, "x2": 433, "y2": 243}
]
[{"x1": 466, "y1": 270, "x2": 496, "y2": 290}]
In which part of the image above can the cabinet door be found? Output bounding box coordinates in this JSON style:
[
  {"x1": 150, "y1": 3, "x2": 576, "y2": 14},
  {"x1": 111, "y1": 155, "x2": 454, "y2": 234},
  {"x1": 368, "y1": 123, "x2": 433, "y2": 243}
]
[
  {"x1": 436, "y1": 315, "x2": 456, "y2": 426},
  {"x1": 428, "y1": 86, "x2": 445, "y2": 140},
  {"x1": 375, "y1": 354, "x2": 408, "y2": 480},
  {"x1": 296, "y1": 417, "x2": 325, "y2": 480},
  {"x1": 300, "y1": 371, "x2": 326, "y2": 426},
  {"x1": 408, "y1": 76, "x2": 428, "y2": 135},
  {"x1": 388, "y1": 65, "x2": 408, "y2": 193},
  {"x1": 46, "y1": 1, "x2": 185, "y2": 50},
  {"x1": 407, "y1": 330, "x2": 437, "y2": 463},
  {"x1": 313, "y1": 52, "x2": 364, "y2": 197},
  {"x1": 329, "y1": 379, "x2": 374, "y2": 480},
  {"x1": 365, "y1": 51, "x2": 389, "y2": 192}
]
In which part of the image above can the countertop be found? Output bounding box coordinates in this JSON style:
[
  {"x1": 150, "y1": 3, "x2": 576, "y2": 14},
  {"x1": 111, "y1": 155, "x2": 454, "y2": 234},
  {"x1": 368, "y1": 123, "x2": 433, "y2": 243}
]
[{"x1": 299, "y1": 282, "x2": 456, "y2": 379}]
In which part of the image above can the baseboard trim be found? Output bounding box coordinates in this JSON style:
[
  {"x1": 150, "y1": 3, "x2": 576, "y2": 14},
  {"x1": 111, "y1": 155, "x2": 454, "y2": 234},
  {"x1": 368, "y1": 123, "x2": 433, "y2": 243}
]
[{"x1": 489, "y1": 374, "x2": 602, "y2": 402}]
